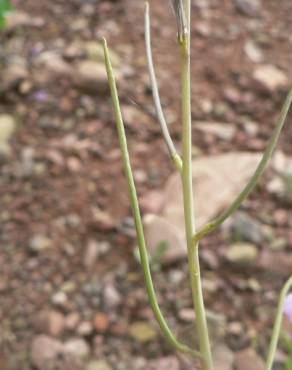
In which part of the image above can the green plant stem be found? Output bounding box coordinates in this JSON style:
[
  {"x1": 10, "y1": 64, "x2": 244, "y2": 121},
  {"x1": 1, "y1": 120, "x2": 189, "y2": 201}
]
[
  {"x1": 180, "y1": 1, "x2": 213, "y2": 369},
  {"x1": 102, "y1": 37, "x2": 200, "y2": 358},
  {"x1": 265, "y1": 276, "x2": 292, "y2": 370},
  {"x1": 193, "y1": 88, "x2": 292, "y2": 245},
  {"x1": 144, "y1": 2, "x2": 182, "y2": 172}
]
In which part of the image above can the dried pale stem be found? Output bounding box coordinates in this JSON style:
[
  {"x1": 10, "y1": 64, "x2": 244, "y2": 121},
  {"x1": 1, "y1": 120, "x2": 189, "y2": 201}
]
[
  {"x1": 180, "y1": 1, "x2": 213, "y2": 369},
  {"x1": 193, "y1": 88, "x2": 292, "y2": 245},
  {"x1": 265, "y1": 276, "x2": 292, "y2": 370},
  {"x1": 144, "y1": 2, "x2": 182, "y2": 172},
  {"x1": 102, "y1": 37, "x2": 200, "y2": 358}
]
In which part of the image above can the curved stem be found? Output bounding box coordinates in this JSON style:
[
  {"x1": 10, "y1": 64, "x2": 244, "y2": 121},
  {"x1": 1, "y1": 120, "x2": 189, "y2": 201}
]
[
  {"x1": 144, "y1": 2, "x2": 182, "y2": 172},
  {"x1": 103, "y1": 37, "x2": 199, "y2": 358},
  {"x1": 193, "y1": 88, "x2": 292, "y2": 245},
  {"x1": 265, "y1": 276, "x2": 292, "y2": 370},
  {"x1": 180, "y1": 1, "x2": 214, "y2": 369}
]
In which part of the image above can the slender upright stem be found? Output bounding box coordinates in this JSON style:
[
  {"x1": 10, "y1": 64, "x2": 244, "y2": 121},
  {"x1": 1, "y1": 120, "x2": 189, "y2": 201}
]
[
  {"x1": 103, "y1": 37, "x2": 199, "y2": 358},
  {"x1": 265, "y1": 276, "x2": 292, "y2": 370},
  {"x1": 180, "y1": 1, "x2": 214, "y2": 369}
]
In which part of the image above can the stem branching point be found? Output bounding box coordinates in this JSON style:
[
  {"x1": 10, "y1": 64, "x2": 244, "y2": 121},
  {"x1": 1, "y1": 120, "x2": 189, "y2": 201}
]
[{"x1": 192, "y1": 88, "x2": 292, "y2": 246}]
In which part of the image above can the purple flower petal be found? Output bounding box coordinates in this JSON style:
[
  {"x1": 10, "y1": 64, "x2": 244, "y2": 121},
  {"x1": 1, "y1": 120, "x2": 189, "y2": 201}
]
[
  {"x1": 33, "y1": 90, "x2": 49, "y2": 102},
  {"x1": 283, "y1": 293, "x2": 292, "y2": 322}
]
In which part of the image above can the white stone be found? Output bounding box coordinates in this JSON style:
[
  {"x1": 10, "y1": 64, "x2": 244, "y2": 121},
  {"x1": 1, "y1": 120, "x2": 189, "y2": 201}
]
[
  {"x1": 64, "y1": 338, "x2": 90, "y2": 359},
  {"x1": 244, "y1": 40, "x2": 263, "y2": 63},
  {"x1": 253, "y1": 65, "x2": 288, "y2": 92},
  {"x1": 145, "y1": 152, "x2": 262, "y2": 263},
  {"x1": 195, "y1": 121, "x2": 236, "y2": 140},
  {"x1": 0, "y1": 114, "x2": 16, "y2": 143}
]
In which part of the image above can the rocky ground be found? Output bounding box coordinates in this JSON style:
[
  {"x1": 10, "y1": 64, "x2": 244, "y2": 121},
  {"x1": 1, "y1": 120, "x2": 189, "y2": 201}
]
[{"x1": 0, "y1": 0, "x2": 292, "y2": 369}]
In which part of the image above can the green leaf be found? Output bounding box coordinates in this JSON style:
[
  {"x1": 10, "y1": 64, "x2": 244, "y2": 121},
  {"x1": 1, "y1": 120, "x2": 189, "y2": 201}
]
[
  {"x1": 0, "y1": 0, "x2": 14, "y2": 29},
  {"x1": 0, "y1": 14, "x2": 5, "y2": 28},
  {"x1": 0, "y1": 0, "x2": 13, "y2": 12}
]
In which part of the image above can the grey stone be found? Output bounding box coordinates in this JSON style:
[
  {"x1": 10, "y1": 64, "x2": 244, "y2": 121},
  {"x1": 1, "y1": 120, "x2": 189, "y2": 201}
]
[
  {"x1": 226, "y1": 211, "x2": 266, "y2": 244},
  {"x1": 235, "y1": 0, "x2": 262, "y2": 16}
]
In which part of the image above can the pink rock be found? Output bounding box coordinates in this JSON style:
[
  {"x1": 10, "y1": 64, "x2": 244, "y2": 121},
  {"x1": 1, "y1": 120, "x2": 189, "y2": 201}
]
[
  {"x1": 234, "y1": 348, "x2": 264, "y2": 370},
  {"x1": 31, "y1": 335, "x2": 64, "y2": 369},
  {"x1": 47, "y1": 311, "x2": 65, "y2": 337},
  {"x1": 145, "y1": 356, "x2": 180, "y2": 370}
]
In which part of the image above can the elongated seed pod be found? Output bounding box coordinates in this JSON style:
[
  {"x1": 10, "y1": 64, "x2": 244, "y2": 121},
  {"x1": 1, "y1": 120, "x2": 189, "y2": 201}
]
[{"x1": 171, "y1": 0, "x2": 188, "y2": 40}]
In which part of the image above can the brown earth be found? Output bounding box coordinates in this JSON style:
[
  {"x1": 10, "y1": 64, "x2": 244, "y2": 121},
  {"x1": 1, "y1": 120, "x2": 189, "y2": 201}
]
[{"x1": 0, "y1": 0, "x2": 292, "y2": 369}]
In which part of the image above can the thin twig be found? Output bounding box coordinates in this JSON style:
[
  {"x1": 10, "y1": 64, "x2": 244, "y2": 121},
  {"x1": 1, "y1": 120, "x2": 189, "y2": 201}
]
[
  {"x1": 193, "y1": 88, "x2": 292, "y2": 245},
  {"x1": 145, "y1": 2, "x2": 182, "y2": 172},
  {"x1": 102, "y1": 37, "x2": 200, "y2": 358}
]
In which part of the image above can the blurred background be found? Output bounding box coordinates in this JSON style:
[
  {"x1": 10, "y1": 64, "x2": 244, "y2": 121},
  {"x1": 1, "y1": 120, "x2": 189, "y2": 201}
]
[{"x1": 0, "y1": 0, "x2": 292, "y2": 369}]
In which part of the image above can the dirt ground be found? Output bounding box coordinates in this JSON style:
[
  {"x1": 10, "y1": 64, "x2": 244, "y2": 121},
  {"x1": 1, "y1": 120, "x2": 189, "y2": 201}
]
[{"x1": 0, "y1": 0, "x2": 292, "y2": 369}]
